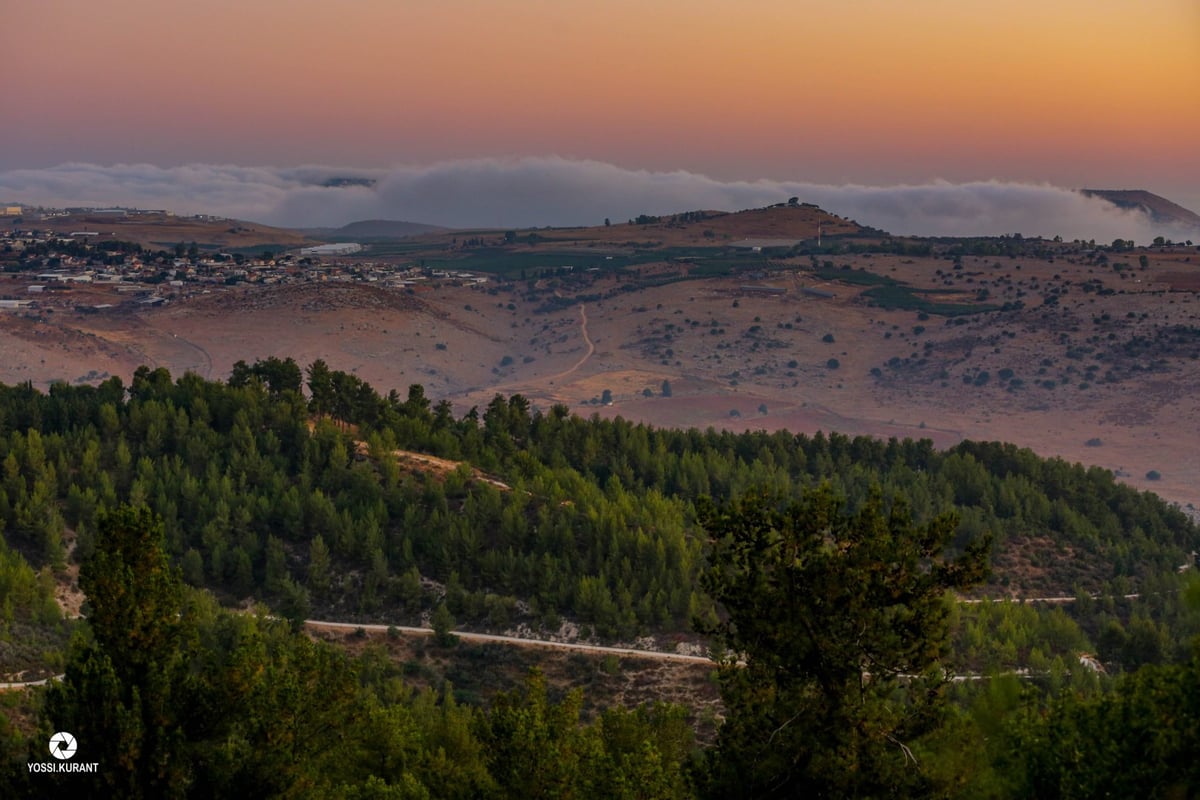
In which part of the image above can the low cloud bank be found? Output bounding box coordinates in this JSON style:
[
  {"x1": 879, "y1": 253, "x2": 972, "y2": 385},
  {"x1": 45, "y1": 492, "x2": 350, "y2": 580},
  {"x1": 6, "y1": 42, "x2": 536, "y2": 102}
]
[{"x1": 1, "y1": 158, "x2": 1194, "y2": 243}]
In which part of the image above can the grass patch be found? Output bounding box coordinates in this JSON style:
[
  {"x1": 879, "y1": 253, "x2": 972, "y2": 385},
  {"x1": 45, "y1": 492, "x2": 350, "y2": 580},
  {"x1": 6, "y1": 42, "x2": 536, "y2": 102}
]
[
  {"x1": 863, "y1": 285, "x2": 1000, "y2": 317},
  {"x1": 812, "y1": 266, "x2": 897, "y2": 287}
]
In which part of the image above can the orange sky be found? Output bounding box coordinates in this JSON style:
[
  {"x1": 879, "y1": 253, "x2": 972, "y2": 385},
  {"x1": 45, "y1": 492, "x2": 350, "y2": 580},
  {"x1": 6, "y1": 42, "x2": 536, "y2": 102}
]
[{"x1": 3, "y1": 0, "x2": 1198, "y2": 204}]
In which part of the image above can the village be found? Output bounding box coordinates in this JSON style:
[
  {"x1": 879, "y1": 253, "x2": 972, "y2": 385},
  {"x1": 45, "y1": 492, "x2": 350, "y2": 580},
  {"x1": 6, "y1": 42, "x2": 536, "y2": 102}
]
[{"x1": 0, "y1": 206, "x2": 489, "y2": 314}]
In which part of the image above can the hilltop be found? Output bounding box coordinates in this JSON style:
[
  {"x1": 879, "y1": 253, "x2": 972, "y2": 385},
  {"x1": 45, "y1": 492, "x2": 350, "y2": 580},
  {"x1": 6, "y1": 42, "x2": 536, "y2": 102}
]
[
  {"x1": 402, "y1": 201, "x2": 863, "y2": 250},
  {"x1": 1082, "y1": 189, "x2": 1200, "y2": 230}
]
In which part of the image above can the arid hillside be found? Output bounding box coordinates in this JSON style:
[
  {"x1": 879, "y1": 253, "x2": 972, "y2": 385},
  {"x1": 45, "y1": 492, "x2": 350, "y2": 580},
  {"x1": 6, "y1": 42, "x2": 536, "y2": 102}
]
[
  {"x1": 3, "y1": 209, "x2": 1200, "y2": 510},
  {"x1": 7, "y1": 211, "x2": 313, "y2": 251}
]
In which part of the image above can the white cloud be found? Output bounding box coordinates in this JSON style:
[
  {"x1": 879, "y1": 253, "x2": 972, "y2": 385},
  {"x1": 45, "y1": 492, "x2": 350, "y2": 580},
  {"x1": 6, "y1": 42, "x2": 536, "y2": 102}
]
[{"x1": 1, "y1": 157, "x2": 1195, "y2": 243}]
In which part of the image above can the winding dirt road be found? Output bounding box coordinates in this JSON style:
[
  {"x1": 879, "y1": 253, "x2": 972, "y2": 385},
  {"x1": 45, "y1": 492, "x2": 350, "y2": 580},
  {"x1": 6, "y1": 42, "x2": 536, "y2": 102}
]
[{"x1": 548, "y1": 303, "x2": 595, "y2": 382}]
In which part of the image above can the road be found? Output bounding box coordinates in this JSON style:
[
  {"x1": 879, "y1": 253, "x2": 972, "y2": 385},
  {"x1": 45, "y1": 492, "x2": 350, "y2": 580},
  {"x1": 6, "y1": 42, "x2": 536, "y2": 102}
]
[
  {"x1": 304, "y1": 619, "x2": 713, "y2": 664},
  {"x1": 4, "y1": 581, "x2": 1144, "y2": 691},
  {"x1": 0, "y1": 675, "x2": 61, "y2": 691},
  {"x1": 958, "y1": 592, "x2": 1143, "y2": 605}
]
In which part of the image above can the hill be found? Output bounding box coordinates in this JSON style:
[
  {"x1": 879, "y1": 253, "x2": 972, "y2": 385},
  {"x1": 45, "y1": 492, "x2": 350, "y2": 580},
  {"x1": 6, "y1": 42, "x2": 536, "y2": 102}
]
[
  {"x1": 403, "y1": 202, "x2": 864, "y2": 251},
  {"x1": 5, "y1": 202, "x2": 1200, "y2": 798},
  {"x1": 5, "y1": 205, "x2": 1200, "y2": 504},
  {"x1": 1082, "y1": 189, "x2": 1200, "y2": 230},
  {"x1": 7, "y1": 210, "x2": 314, "y2": 252},
  {"x1": 2, "y1": 329, "x2": 1200, "y2": 796},
  {"x1": 302, "y1": 218, "x2": 447, "y2": 241}
]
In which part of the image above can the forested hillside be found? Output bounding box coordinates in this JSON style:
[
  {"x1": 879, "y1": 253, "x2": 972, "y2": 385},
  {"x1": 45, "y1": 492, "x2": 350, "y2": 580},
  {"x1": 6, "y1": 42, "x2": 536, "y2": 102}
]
[
  {"x1": 1, "y1": 360, "x2": 1199, "y2": 796},
  {"x1": 1, "y1": 360, "x2": 1197, "y2": 662}
]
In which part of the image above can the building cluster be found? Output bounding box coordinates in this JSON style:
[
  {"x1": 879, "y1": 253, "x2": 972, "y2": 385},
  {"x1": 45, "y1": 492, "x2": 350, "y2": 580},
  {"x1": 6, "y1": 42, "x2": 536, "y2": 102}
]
[{"x1": 0, "y1": 226, "x2": 489, "y2": 314}]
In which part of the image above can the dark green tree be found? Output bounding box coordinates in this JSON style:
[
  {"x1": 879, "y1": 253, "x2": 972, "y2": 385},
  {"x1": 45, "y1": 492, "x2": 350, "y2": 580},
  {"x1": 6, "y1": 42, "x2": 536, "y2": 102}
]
[
  {"x1": 45, "y1": 505, "x2": 189, "y2": 799},
  {"x1": 695, "y1": 485, "x2": 991, "y2": 799},
  {"x1": 306, "y1": 359, "x2": 335, "y2": 418},
  {"x1": 1011, "y1": 654, "x2": 1200, "y2": 798}
]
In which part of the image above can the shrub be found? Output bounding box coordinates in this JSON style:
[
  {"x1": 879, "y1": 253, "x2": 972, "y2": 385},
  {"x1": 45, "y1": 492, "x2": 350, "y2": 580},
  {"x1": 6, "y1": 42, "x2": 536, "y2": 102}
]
[
  {"x1": 1085, "y1": 438, "x2": 1103, "y2": 447},
  {"x1": 1146, "y1": 470, "x2": 1162, "y2": 481},
  {"x1": 822, "y1": 333, "x2": 835, "y2": 343},
  {"x1": 826, "y1": 358, "x2": 840, "y2": 369}
]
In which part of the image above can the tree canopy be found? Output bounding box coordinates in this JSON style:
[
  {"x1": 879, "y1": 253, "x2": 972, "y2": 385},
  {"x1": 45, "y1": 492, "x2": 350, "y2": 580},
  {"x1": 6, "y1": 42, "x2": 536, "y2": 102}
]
[{"x1": 696, "y1": 486, "x2": 990, "y2": 798}]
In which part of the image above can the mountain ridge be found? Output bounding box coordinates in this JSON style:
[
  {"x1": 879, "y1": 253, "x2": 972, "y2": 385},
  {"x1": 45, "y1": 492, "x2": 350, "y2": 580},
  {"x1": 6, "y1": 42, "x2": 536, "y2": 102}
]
[
  {"x1": 300, "y1": 219, "x2": 448, "y2": 241},
  {"x1": 1082, "y1": 189, "x2": 1200, "y2": 230}
]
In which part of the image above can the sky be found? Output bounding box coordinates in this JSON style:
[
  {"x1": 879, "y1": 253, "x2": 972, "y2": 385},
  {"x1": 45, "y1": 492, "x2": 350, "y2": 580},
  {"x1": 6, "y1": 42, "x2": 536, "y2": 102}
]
[{"x1": 2, "y1": 0, "x2": 1198, "y2": 237}]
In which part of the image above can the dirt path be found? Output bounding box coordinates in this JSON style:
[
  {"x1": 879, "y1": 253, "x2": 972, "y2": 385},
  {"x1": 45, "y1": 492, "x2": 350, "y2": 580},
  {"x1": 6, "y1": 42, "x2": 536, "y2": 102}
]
[
  {"x1": 459, "y1": 303, "x2": 595, "y2": 403},
  {"x1": 145, "y1": 320, "x2": 214, "y2": 379},
  {"x1": 304, "y1": 620, "x2": 712, "y2": 664},
  {"x1": 548, "y1": 304, "x2": 594, "y2": 382},
  {"x1": 960, "y1": 592, "x2": 1144, "y2": 605}
]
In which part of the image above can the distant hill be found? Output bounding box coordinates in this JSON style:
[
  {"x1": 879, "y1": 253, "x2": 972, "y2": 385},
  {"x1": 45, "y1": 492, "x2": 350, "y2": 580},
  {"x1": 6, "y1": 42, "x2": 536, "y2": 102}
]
[
  {"x1": 16, "y1": 211, "x2": 314, "y2": 250},
  {"x1": 399, "y1": 203, "x2": 865, "y2": 251},
  {"x1": 1082, "y1": 189, "x2": 1200, "y2": 229},
  {"x1": 302, "y1": 219, "x2": 447, "y2": 241}
]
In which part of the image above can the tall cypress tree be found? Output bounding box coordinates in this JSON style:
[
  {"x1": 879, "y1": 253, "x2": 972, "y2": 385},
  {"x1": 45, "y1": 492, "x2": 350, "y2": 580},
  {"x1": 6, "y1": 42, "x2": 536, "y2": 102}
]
[{"x1": 46, "y1": 505, "x2": 189, "y2": 799}]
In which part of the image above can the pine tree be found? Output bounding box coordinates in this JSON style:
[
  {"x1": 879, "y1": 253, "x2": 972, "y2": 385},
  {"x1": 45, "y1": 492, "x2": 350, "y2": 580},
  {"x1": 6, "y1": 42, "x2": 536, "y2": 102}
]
[{"x1": 696, "y1": 485, "x2": 991, "y2": 799}]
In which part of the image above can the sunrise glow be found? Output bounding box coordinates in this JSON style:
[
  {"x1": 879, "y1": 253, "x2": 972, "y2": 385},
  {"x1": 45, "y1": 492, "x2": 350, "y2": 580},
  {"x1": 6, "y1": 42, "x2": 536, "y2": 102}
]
[{"x1": 2, "y1": 0, "x2": 1196, "y2": 207}]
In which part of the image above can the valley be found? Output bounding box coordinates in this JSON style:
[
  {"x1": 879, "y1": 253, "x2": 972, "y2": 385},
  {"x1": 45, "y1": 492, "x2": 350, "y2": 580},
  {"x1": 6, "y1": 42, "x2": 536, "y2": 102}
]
[{"x1": 4, "y1": 205, "x2": 1199, "y2": 507}]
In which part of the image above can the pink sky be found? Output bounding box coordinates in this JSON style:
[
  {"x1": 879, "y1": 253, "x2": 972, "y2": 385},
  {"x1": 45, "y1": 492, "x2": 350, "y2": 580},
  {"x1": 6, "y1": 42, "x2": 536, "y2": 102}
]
[{"x1": 2, "y1": 0, "x2": 1198, "y2": 211}]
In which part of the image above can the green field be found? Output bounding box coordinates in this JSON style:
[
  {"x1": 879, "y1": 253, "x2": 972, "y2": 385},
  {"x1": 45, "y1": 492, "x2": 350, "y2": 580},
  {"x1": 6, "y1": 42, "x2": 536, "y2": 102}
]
[{"x1": 863, "y1": 284, "x2": 1000, "y2": 316}]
